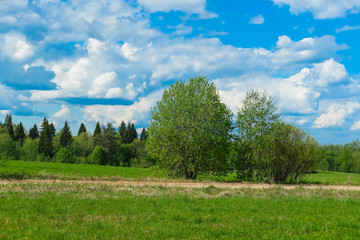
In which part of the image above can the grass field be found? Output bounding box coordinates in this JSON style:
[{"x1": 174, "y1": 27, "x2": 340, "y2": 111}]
[
  {"x1": 0, "y1": 160, "x2": 165, "y2": 180},
  {"x1": 1, "y1": 182, "x2": 360, "y2": 239},
  {"x1": 2, "y1": 160, "x2": 360, "y2": 186}
]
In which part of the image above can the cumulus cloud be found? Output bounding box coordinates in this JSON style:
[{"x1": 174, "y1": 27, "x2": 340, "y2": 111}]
[
  {"x1": 138, "y1": 0, "x2": 217, "y2": 19},
  {"x1": 250, "y1": 15, "x2": 265, "y2": 24},
  {"x1": 351, "y1": 120, "x2": 360, "y2": 130},
  {"x1": 0, "y1": 32, "x2": 34, "y2": 61},
  {"x1": 313, "y1": 102, "x2": 360, "y2": 128},
  {"x1": 272, "y1": 0, "x2": 360, "y2": 19}
]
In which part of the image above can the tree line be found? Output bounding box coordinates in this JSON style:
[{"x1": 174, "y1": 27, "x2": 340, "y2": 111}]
[{"x1": 0, "y1": 116, "x2": 153, "y2": 168}]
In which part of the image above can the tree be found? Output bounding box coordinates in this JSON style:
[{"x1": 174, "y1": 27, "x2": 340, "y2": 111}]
[
  {"x1": 102, "y1": 123, "x2": 118, "y2": 163},
  {"x1": 49, "y1": 123, "x2": 56, "y2": 137},
  {"x1": 147, "y1": 76, "x2": 233, "y2": 179},
  {"x1": 93, "y1": 122, "x2": 101, "y2": 136},
  {"x1": 93, "y1": 121, "x2": 102, "y2": 146},
  {"x1": 60, "y1": 121, "x2": 73, "y2": 147},
  {"x1": 123, "y1": 122, "x2": 132, "y2": 144},
  {"x1": 119, "y1": 121, "x2": 126, "y2": 143},
  {"x1": 4, "y1": 114, "x2": 15, "y2": 141},
  {"x1": 88, "y1": 145, "x2": 107, "y2": 165},
  {"x1": 235, "y1": 90, "x2": 281, "y2": 181},
  {"x1": 56, "y1": 147, "x2": 74, "y2": 163},
  {"x1": 131, "y1": 123, "x2": 138, "y2": 141},
  {"x1": 38, "y1": 117, "x2": 54, "y2": 158},
  {"x1": 262, "y1": 122, "x2": 319, "y2": 183},
  {"x1": 28, "y1": 124, "x2": 39, "y2": 139},
  {"x1": 77, "y1": 123, "x2": 87, "y2": 135},
  {"x1": 0, "y1": 133, "x2": 20, "y2": 160},
  {"x1": 140, "y1": 128, "x2": 147, "y2": 141},
  {"x1": 15, "y1": 122, "x2": 26, "y2": 146}
]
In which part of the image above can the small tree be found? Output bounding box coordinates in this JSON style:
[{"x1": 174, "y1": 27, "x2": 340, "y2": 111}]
[
  {"x1": 235, "y1": 90, "x2": 281, "y2": 181},
  {"x1": 38, "y1": 117, "x2": 54, "y2": 158},
  {"x1": 147, "y1": 76, "x2": 232, "y2": 179},
  {"x1": 119, "y1": 121, "x2": 126, "y2": 143},
  {"x1": 77, "y1": 123, "x2": 87, "y2": 135},
  {"x1": 140, "y1": 128, "x2": 147, "y2": 141},
  {"x1": 49, "y1": 123, "x2": 56, "y2": 137},
  {"x1": 88, "y1": 145, "x2": 107, "y2": 165},
  {"x1": 60, "y1": 121, "x2": 73, "y2": 147},
  {"x1": 4, "y1": 114, "x2": 15, "y2": 141},
  {"x1": 28, "y1": 124, "x2": 39, "y2": 139},
  {"x1": 56, "y1": 147, "x2": 74, "y2": 163}
]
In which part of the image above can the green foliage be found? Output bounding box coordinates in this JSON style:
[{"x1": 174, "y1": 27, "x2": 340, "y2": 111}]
[
  {"x1": 38, "y1": 117, "x2": 54, "y2": 158},
  {"x1": 28, "y1": 124, "x2": 39, "y2": 140},
  {"x1": 14, "y1": 122, "x2": 26, "y2": 146},
  {"x1": 56, "y1": 147, "x2": 74, "y2": 164},
  {"x1": 93, "y1": 122, "x2": 101, "y2": 136},
  {"x1": 0, "y1": 133, "x2": 20, "y2": 160},
  {"x1": 72, "y1": 132, "x2": 93, "y2": 158},
  {"x1": 21, "y1": 139, "x2": 38, "y2": 161},
  {"x1": 77, "y1": 123, "x2": 87, "y2": 135},
  {"x1": 60, "y1": 121, "x2": 73, "y2": 147},
  {"x1": 263, "y1": 122, "x2": 320, "y2": 183},
  {"x1": 140, "y1": 128, "x2": 148, "y2": 141},
  {"x1": 101, "y1": 123, "x2": 119, "y2": 161},
  {"x1": 88, "y1": 146, "x2": 107, "y2": 165},
  {"x1": 4, "y1": 114, "x2": 15, "y2": 141},
  {"x1": 118, "y1": 121, "x2": 126, "y2": 143},
  {"x1": 235, "y1": 90, "x2": 281, "y2": 181},
  {"x1": 147, "y1": 76, "x2": 233, "y2": 179},
  {"x1": 114, "y1": 144, "x2": 133, "y2": 167}
]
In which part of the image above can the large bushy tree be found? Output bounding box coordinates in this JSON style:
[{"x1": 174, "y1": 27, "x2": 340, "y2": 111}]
[{"x1": 147, "y1": 76, "x2": 232, "y2": 179}]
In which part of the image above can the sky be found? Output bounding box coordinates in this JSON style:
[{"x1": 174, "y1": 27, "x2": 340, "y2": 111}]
[{"x1": 0, "y1": 0, "x2": 360, "y2": 144}]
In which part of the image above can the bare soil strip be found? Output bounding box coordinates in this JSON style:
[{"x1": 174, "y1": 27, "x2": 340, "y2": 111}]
[{"x1": 0, "y1": 179, "x2": 360, "y2": 191}]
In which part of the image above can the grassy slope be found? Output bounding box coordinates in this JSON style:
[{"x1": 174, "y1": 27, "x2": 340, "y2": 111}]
[
  {"x1": 1, "y1": 183, "x2": 360, "y2": 239},
  {"x1": 306, "y1": 171, "x2": 360, "y2": 185},
  {"x1": 0, "y1": 160, "x2": 165, "y2": 180}
]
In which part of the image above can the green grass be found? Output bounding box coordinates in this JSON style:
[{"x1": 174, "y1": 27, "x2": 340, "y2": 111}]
[
  {"x1": 0, "y1": 182, "x2": 360, "y2": 239},
  {"x1": 305, "y1": 171, "x2": 360, "y2": 186},
  {"x1": 0, "y1": 160, "x2": 165, "y2": 180}
]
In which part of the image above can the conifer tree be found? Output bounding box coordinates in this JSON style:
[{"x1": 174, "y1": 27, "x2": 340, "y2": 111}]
[
  {"x1": 131, "y1": 123, "x2": 138, "y2": 141},
  {"x1": 119, "y1": 121, "x2": 126, "y2": 143},
  {"x1": 77, "y1": 123, "x2": 87, "y2": 135},
  {"x1": 123, "y1": 122, "x2": 132, "y2": 144},
  {"x1": 15, "y1": 122, "x2": 26, "y2": 146},
  {"x1": 4, "y1": 114, "x2": 15, "y2": 141},
  {"x1": 49, "y1": 123, "x2": 56, "y2": 137},
  {"x1": 93, "y1": 122, "x2": 101, "y2": 136},
  {"x1": 60, "y1": 121, "x2": 73, "y2": 147},
  {"x1": 38, "y1": 117, "x2": 54, "y2": 158},
  {"x1": 28, "y1": 124, "x2": 39, "y2": 139},
  {"x1": 140, "y1": 128, "x2": 147, "y2": 141}
]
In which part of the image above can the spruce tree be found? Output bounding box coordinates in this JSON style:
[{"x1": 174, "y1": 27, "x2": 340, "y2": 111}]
[
  {"x1": 123, "y1": 122, "x2": 132, "y2": 144},
  {"x1": 28, "y1": 124, "x2": 39, "y2": 139},
  {"x1": 93, "y1": 122, "x2": 101, "y2": 136},
  {"x1": 77, "y1": 123, "x2": 87, "y2": 135},
  {"x1": 60, "y1": 121, "x2": 73, "y2": 147},
  {"x1": 38, "y1": 117, "x2": 54, "y2": 158},
  {"x1": 4, "y1": 114, "x2": 15, "y2": 141},
  {"x1": 140, "y1": 128, "x2": 147, "y2": 141},
  {"x1": 131, "y1": 123, "x2": 138, "y2": 141},
  {"x1": 119, "y1": 121, "x2": 126, "y2": 143},
  {"x1": 49, "y1": 123, "x2": 56, "y2": 137},
  {"x1": 15, "y1": 122, "x2": 26, "y2": 146}
]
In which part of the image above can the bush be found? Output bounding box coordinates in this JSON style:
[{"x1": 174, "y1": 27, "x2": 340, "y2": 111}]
[
  {"x1": 88, "y1": 146, "x2": 107, "y2": 165},
  {"x1": 21, "y1": 139, "x2": 38, "y2": 161},
  {"x1": 0, "y1": 133, "x2": 20, "y2": 160},
  {"x1": 56, "y1": 147, "x2": 75, "y2": 164}
]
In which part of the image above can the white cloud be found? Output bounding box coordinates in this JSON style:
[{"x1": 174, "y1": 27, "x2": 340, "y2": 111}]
[
  {"x1": 336, "y1": 25, "x2": 360, "y2": 33},
  {"x1": 105, "y1": 88, "x2": 124, "y2": 98},
  {"x1": 120, "y1": 42, "x2": 141, "y2": 62},
  {"x1": 83, "y1": 90, "x2": 162, "y2": 126},
  {"x1": 351, "y1": 120, "x2": 360, "y2": 130},
  {"x1": 313, "y1": 102, "x2": 360, "y2": 128},
  {"x1": 138, "y1": 0, "x2": 217, "y2": 19},
  {"x1": 272, "y1": 0, "x2": 360, "y2": 19},
  {"x1": 0, "y1": 32, "x2": 34, "y2": 61},
  {"x1": 250, "y1": 15, "x2": 265, "y2": 24},
  {"x1": 168, "y1": 24, "x2": 193, "y2": 36},
  {"x1": 88, "y1": 72, "x2": 117, "y2": 98}
]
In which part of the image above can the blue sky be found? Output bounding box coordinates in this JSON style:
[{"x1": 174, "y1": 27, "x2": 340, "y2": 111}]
[{"x1": 1, "y1": 0, "x2": 360, "y2": 144}]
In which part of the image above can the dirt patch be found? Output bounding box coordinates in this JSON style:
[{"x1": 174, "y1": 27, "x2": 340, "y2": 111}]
[{"x1": 1, "y1": 179, "x2": 360, "y2": 191}]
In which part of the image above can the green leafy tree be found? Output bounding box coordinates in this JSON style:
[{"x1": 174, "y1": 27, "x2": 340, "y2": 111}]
[
  {"x1": 4, "y1": 114, "x2": 15, "y2": 141},
  {"x1": 0, "y1": 133, "x2": 20, "y2": 160},
  {"x1": 15, "y1": 122, "x2": 26, "y2": 146},
  {"x1": 114, "y1": 144, "x2": 133, "y2": 167},
  {"x1": 28, "y1": 124, "x2": 39, "y2": 139},
  {"x1": 77, "y1": 123, "x2": 87, "y2": 135},
  {"x1": 38, "y1": 117, "x2": 54, "y2": 158},
  {"x1": 119, "y1": 121, "x2": 126, "y2": 143},
  {"x1": 263, "y1": 122, "x2": 320, "y2": 183},
  {"x1": 88, "y1": 145, "x2": 107, "y2": 165},
  {"x1": 235, "y1": 90, "x2": 281, "y2": 181},
  {"x1": 60, "y1": 121, "x2": 73, "y2": 147},
  {"x1": 21, "y1": 139, "x2": 38, "y2": 161},
  {"x1": 56, "y1": 147, "x2": 74, "y2": 163},
  {"x1": 72, "y1": 132, "x2": 93, "y2": 159},
  {"x1": 147, "y1": 76, "x2": 233, "y2": 179}
]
